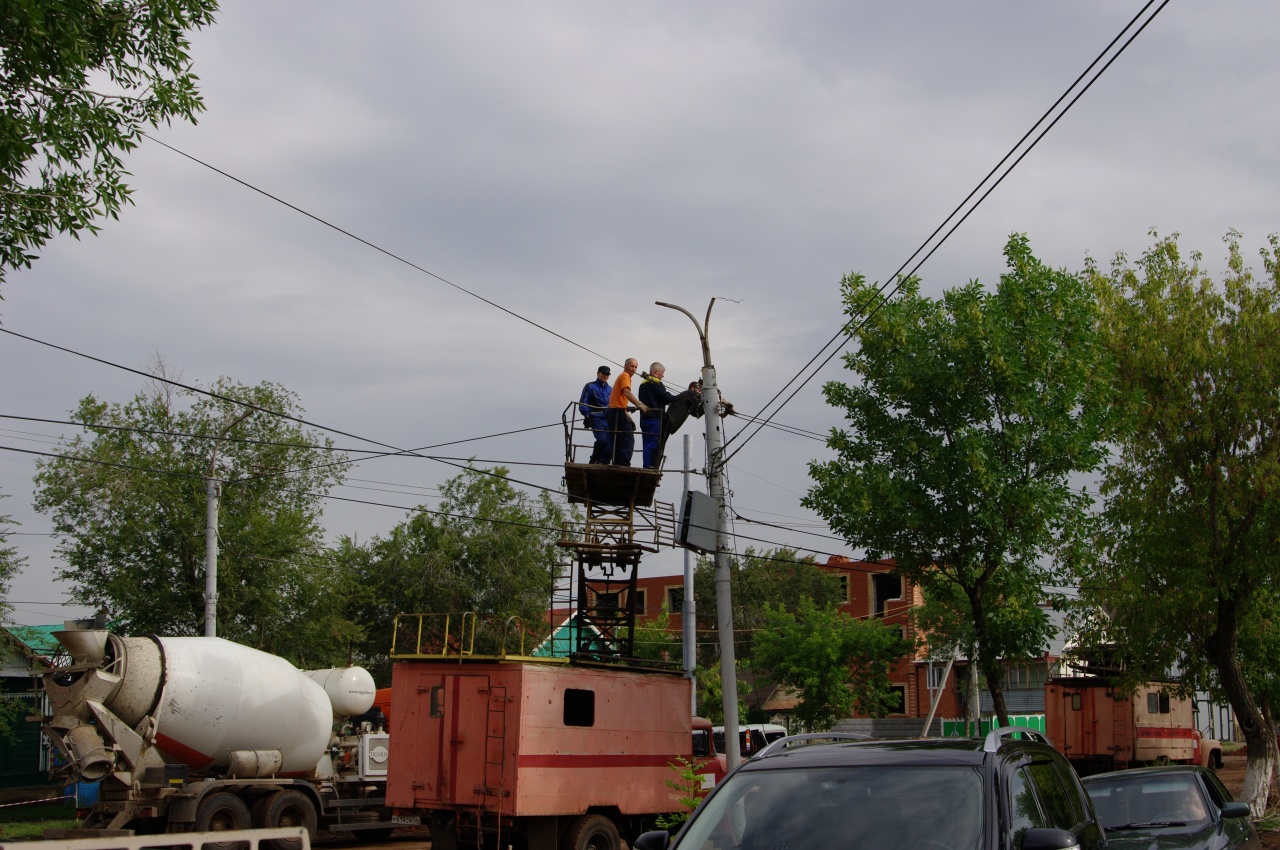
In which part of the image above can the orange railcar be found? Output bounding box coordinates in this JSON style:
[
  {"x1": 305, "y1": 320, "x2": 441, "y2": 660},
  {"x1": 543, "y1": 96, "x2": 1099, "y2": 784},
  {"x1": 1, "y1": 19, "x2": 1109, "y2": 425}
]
[
  {"x1": 1044, "y1": 678, "x2": 1200, "y2": 776},
  {"x1": 388, "y1": 659, "x2": 706, "y2": 850}
]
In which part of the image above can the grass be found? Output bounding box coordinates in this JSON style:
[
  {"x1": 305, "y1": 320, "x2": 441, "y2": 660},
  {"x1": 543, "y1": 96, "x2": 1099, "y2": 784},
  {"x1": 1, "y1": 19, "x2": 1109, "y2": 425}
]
[{"x1": 0, "y1": 798, "x2": 79, "y2": 840}]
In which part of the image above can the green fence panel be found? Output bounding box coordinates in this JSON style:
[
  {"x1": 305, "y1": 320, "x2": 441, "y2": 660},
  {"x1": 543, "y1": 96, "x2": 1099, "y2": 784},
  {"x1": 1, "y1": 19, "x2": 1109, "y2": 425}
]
[{"x1": 939, "y1": 715, "x2": 1045, "y2": 738}]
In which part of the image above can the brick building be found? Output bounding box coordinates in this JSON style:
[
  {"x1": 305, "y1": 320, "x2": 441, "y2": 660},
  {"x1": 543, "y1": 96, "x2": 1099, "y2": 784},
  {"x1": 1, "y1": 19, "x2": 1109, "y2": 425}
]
[{"x1": 620, "y1": 555, "x2": 1060, "y2": 723}]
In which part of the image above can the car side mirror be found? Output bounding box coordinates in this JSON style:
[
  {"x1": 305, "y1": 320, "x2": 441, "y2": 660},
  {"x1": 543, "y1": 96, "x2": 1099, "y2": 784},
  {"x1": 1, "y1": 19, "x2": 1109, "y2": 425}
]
[
  {"x1": 634, "y1": 830, "x2": 671, "y2": 850},
  {"x1": 1021, "y1": 827, "x2": 1080, "y2": 850},
  {"x1": 1220, "y1": 801, "x2": 1251, "y2": 819}
]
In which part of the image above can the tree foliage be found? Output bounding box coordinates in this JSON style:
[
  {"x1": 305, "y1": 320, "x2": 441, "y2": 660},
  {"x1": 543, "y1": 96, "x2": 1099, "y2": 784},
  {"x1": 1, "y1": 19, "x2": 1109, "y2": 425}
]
[
  {"x1": 0, "y1": 0, "x2": 218, "y2": 290},
  {"x1": 1071, "y1": 230, "x2": 1280, "y2": 814},
  {"x1": 753, "y1": 596, "x2": 911, "y2": 730},
  {"x1": 31, "y1": 376, "x2": 354, "y2": 665},
  {"x1": 335, "y1": 464, "x2": 571, "y2": 683},
  {"x1": 805, "y1": 235, "x2": 1111, "y2": 725},
  {"x1": 0, "y1": 489, "x2": 24, "y2": 622},
  {"x1": 692, "y1": 546, "x2": 843, "y2": 663}
]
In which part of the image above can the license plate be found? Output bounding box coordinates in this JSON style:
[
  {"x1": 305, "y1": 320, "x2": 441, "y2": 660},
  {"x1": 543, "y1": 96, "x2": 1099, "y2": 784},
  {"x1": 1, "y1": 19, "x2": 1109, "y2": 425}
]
[{"x1": 391, "y1": 815, "x2": 421, "y2": 825}]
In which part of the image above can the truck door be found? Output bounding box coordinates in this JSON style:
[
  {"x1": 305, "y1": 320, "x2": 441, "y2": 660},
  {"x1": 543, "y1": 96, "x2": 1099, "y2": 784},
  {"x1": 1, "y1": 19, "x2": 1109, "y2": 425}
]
[{"x1": 440, "y1": 674, "x2": 490, "y2": 807}]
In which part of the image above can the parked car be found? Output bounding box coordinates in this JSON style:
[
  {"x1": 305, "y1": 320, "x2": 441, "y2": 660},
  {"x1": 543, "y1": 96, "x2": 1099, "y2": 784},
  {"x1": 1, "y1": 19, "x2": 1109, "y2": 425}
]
[
  {"x1": 1082, "y1": 766, "x2": 1258, "y2": 850},
  {"x1": 711, "y1": 724, "x2": 788, "y2": 756},
  {"x1": 635, "y1": 727, "x2": 1106, "y2": 850}
]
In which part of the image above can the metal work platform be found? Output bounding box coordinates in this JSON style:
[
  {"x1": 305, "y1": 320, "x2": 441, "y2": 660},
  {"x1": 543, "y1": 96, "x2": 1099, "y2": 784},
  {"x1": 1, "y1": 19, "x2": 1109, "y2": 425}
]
[
  {"x1": 555, "y1": 402, "x2": 676, "y2": 665},
  {"x1": 562, "y1": 462, "x2": 660, "y2": 507}
]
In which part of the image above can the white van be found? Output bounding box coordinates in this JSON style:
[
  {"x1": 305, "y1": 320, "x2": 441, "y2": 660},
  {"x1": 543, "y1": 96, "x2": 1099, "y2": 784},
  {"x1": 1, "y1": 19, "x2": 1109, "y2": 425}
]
[{"x1": 712, "y1": 723, "x2": 789, "y2": 756}]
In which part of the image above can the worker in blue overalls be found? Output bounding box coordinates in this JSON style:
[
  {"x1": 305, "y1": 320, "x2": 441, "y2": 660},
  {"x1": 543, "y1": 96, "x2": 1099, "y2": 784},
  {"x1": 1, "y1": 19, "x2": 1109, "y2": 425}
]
[
  {"x1": 579, "y1": 365, "x2": 613, "y2": 463},
  {"x1": 638, "y1": 362, "x2": 680, "y2": 469}
]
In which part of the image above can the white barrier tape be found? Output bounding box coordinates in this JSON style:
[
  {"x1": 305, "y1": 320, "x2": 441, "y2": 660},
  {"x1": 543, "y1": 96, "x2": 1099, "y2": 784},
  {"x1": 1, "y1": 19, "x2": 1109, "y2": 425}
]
[
  {"x1": 0, "y1": 825, "x2": 309, "y2": 850},
  {"x1": 0, "y1": 794, "x2": 74, "y2": 809}
]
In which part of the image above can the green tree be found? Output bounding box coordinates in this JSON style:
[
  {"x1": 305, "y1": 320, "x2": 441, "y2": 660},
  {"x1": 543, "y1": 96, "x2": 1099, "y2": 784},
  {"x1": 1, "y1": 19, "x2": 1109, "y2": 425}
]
[
  {"x1": 31, "y1": 376, "x2": 355, "y2": 665},
  {"x1": 629, "y1": 603, "x2": 682, "y2": 664},
  {"x1": 0, "y1": 0, "x2": 217, "y2": 291},
  {"x1": 0, "y1": 489, "x2": 25, "y2": 621},
  {"x1": 1072, "y1": 231, "x2": 1280, "y2": 814},
  {"x1": 0, "y1": 491, "x2": 27, "y2": 739},
  {"x1": 692, "y1": 547, "x2": 843, "y2": 663},
  {"x1": 753, "y1": 596, "x2": 911, "y2": 730},
  {"x1": 806, "y1": 235, "x2": 1111, "y2": 726},
  {"x1": 336, "y1": 464, "x2": 571, "y2": 683}
]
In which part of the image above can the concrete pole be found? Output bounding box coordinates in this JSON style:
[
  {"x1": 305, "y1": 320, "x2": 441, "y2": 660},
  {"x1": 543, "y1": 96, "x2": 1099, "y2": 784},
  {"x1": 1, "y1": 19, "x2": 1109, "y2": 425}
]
[
  {"x1": 682, "y1": 433, "x2": 697, "y2": 718},
  {"x1": 657, "y1": 299, "x2": 741, "y2": 768},
  {"x1": 203, "y1": 409, "x2": 251, "y2": 639},
  {"x1": 204, "y1": 477, "x2": 219, "y2": 637}
]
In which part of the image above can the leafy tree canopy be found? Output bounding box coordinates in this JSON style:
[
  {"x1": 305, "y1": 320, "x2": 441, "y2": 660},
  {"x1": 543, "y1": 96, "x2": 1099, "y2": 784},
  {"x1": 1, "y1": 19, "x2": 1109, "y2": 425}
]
[
  {"x1": 805, "y1": 234, "x2": 1111, "y2": 725},
  {"x1": 692, "y1": 546, "x2": 843, "y2": 665},
  {"x1": 32, "y1": 374, "x2": 354, "y2": 666},
  {"x1": 0, "y1": 0, "x2": 218, "y2": 291},
  {"x1": 0, "y1": 489, "x2": 24, "y2": 622},
  {"x1": 1071, "y1": 230, "x2": 1280, "y2": 814},
  {"x1": 753, "y1": 596, "x2": 912, "y2": 730},
  {"x1": 335, "y1": 464, "x2": 571, "y2": 683}
]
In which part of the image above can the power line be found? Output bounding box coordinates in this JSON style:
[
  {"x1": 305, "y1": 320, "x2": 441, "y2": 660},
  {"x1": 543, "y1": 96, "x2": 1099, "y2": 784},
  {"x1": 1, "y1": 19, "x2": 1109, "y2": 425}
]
[
  {"x1": 723, "y1": 0, "x2": 1171, "y2": 463},
  {"x1": 1, "y1": 413, "x2": 556, "y2": 454},
  {"x1": 143, "y1": 133, "x2": 618, "y2": 367}
]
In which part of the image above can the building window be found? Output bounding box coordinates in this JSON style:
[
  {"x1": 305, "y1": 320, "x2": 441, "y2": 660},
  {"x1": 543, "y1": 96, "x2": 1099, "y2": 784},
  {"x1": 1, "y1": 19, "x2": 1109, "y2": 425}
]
[
  {"x1": 564, "y1": 689, "x2": 595, "y2": 727},
  {"x1": 887, "y1": 685, "x2": 906, "y2": 714},
  {"x1": 837, "y1": 574, "x2": 849, "y2": 602},
  {"x1": 633, "y1": 589, "x2": 647, "y2": 616},
  {"x1": 666, "y1": 586, "x2": 685, "y2": 613},
  {"x1": 873, "y1": 574, "x2": 902, "y2": 616},
  {"x1": 926, "y1": 664, "x2": 947, "y2": 690},
  {"x1": 1004, "y1": 663, "x2": 1048, "y2": 691}
]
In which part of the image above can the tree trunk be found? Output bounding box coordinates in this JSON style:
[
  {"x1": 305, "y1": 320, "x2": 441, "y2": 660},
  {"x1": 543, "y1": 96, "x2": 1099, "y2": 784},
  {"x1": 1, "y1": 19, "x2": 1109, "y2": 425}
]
[
  {"x1": 1205, "y1": 597, "x2": 1276, "y2": 816},
  {"x1": 967, "y1": 586, "x2": 1012, "y2": 728}
]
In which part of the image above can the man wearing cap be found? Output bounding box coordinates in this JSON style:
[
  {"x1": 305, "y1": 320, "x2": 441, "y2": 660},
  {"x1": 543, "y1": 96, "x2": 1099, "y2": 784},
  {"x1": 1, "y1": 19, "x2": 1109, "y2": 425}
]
[{"x1": 579, "y1": 365, "x2": 613, "y2": 464}]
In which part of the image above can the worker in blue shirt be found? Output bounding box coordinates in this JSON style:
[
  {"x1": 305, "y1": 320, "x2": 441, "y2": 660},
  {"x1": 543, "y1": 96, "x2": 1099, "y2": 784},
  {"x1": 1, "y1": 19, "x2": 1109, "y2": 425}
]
[
  {"x1": 638, "y1": 362, "x2": 680, "y2": 469},
  {"x1": 579, "y1": 365, "x2": 613, "y2": 463}
]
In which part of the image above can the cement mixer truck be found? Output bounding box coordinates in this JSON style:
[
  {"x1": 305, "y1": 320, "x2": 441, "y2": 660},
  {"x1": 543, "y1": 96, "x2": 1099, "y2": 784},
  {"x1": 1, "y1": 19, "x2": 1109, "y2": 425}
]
[{"x1": 41, "y1": 623, "x2": 394, "y2": 843}]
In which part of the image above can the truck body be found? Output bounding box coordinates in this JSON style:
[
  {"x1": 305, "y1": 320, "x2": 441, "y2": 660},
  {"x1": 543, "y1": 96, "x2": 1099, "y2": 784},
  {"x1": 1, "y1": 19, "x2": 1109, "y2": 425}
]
[
  {"x1": 388, "y1": 658, "x2": 710, "y2": 850},
  {"x1": 1044, "y1": 678, "x2": 1220, "y2": 776},
  {"x1": 42, "y1": 625, "x2": 392, "y2": 843}
]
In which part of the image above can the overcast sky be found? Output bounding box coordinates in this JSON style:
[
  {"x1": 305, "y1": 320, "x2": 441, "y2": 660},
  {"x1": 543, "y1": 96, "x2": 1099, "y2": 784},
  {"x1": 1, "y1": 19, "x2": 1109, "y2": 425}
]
[{"x1": 3, "y1": 1, "x2": 1278, "y2": 628}]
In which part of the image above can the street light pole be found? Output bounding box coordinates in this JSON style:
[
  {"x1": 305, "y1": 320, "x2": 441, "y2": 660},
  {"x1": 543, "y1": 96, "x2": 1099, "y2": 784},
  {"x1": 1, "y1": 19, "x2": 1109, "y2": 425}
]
[{"x1": 657, "y1": 299, "x2": 742, "y2": 769}]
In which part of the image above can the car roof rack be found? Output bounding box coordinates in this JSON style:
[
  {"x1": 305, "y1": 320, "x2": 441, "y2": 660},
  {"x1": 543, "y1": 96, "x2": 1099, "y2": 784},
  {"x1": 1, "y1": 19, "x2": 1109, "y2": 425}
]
[
  {"x1": 983, "y1": 725, "x2": 1050, "y2": 752},
  {"x1": 756, "y1": 732, "x2": 871, "y2": 758}
]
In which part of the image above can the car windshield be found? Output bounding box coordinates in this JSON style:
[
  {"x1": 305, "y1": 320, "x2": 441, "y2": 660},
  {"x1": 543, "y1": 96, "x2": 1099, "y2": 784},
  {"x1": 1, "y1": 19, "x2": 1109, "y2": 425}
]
[
  {"x1": 675, "y1": 765, "x2": 984, "y2": 850},
  {"x1": 1085, "y1": 774, "x2": 1210, "y2": 829}
]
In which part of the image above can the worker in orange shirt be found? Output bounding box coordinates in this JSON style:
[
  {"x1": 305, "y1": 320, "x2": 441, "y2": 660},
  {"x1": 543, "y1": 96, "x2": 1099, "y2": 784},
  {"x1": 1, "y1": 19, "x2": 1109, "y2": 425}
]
[{"x1": 606, "y1": 358, "x2": 649, "y2": 466}]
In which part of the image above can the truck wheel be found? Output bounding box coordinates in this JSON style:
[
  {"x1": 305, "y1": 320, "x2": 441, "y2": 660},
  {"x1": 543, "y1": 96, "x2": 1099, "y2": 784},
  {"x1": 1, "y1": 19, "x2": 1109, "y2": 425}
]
[
  {"x1": 195, "y1": 791, "x2": 252, "y2": 850},
  {"x1": 564, "y1": 814, "x2": 620, "y2": 850},
  {"x1": 252, "y1": 790, "x2": 317, "y2": 850}
]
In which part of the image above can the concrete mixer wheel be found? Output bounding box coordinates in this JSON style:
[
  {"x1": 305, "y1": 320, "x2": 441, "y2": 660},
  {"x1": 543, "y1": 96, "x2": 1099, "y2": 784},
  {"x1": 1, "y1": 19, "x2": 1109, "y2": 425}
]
[
  {"x1": 195, "y1": 791, "x2": 251, "y2": 849},
  {"x1": 253, "y1": 790, "x2": 318, "y2": 850}
]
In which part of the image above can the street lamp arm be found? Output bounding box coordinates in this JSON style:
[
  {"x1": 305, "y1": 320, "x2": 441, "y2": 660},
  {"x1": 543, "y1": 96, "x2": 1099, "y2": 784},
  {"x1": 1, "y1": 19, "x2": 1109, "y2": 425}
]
[{"x1": 656, "y1": 301, "x2": 712, "y2": 368}]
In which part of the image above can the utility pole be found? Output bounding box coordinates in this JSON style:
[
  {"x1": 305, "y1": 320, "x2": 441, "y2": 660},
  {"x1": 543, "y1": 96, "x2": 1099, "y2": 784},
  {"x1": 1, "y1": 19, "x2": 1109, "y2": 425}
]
[
  {"x1": 203, "y1": 476, "x2": 220, "y2": 637},
  {"x1": 657, "y1": 299, "x2": 741, "y2": 768},
  {"x1": 682, "y1": 433, "x2": 696, "y2": 718},
  {"x1": 204, "y1": 410, "x2": 253, "y2": 638}
]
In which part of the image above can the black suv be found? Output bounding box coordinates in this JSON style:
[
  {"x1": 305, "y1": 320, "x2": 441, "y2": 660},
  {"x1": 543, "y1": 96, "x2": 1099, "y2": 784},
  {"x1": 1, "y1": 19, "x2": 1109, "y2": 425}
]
[{"x1": 637, "y1": 727, "x2": 1105, "y2": 850}]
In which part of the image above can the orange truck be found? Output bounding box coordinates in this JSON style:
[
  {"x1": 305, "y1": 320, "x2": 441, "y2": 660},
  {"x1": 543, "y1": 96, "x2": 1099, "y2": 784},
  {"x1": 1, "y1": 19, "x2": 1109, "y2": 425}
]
[
  {"x1": 387, "y1": 658, "x2": 723, "y2": 850},
  {"x1": 1044, "y1": 677, "x2": 1222, "y2": 777}
]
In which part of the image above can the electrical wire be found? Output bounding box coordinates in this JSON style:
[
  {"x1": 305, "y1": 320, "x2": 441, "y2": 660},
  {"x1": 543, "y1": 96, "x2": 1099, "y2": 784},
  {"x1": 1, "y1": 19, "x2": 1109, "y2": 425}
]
[
  {"x1": 0, "y1": 413, "x2": 562, "y2": 457},
  {"x1": 143, "y1": 133, "x2": 618, "y2": 367},
  {"x1": 723, "y1": 0, "x2": 1171, "y2": 464}
]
